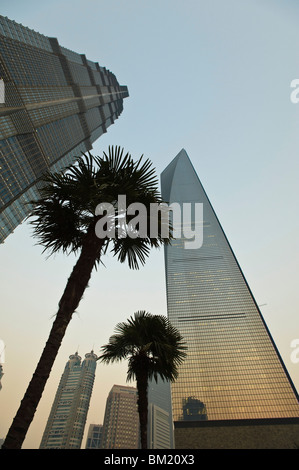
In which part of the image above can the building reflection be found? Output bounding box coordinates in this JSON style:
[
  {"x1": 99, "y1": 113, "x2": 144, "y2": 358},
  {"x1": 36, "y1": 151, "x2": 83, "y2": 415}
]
[{"x1": 182, "y1": 396, "x2": 208, "y2": 421}]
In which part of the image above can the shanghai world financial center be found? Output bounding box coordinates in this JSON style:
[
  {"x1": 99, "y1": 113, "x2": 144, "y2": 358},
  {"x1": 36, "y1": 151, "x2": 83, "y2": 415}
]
[
  {"x1": 161, "y1": 150, "x2": 299, "y2": 447},
  {"x1": 1, "y1": 14, "x2": 298, "y2": 449}
]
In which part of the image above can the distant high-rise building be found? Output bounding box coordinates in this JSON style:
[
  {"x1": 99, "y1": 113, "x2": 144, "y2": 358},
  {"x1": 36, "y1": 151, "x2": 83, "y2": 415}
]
[
  {"x1": 148, "y1": 404, "x2": 171, "y2": 449},
  {"x1": 147, "y1": 378, "x2": 174, "y2": 449},
  {"x1": 101, "y1": 384, "x2": 140, "y2": 449},
  {"x1": 85, "y1": 424, "x2": 103, "y2": 449},
  {"x1": 161, "y1": 149, "x2": 299, "y2": 448},
  {"x1": 40, "y1": 351, "x2": 97, "y2": 449},
  {"x1": 0, "y1": 15, "x2": 129, "y2": 243}
]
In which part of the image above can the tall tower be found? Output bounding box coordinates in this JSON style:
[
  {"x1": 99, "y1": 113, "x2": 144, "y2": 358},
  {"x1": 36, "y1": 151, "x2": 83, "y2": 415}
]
[
  {"x1": 40, "y1": 351, "x2": 97, "y2": 449},
  {"x1": 147, "y1": 378, "x2": 174, "y2": 449},
  {"x1": 101, "y1": 384, "x2": 140, "y2": 449},
  {"x1": 161, "y1": 149, "x2": 299, "y2": 448},
  {"x1": 0, "y1": 15, "x2": 129, "y2": 243}
]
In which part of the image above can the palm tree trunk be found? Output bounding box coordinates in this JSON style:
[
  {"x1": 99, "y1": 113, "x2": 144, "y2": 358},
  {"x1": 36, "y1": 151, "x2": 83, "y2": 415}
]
[
  {"x1": 136, "y1": 369, "x2": 149, "y2": 449},
  {"x1": 2, "y1": 226, "x2": 103, "y2": 449}
]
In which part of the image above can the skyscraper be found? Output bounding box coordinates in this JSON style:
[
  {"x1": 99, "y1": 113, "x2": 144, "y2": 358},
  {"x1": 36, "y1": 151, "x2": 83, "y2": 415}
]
[
  {"x1": 161, "y1": 149, "x2": 299, "y2": 448},
  {"x1": 0, "y1": 15, "x2": 129, "y2": 243},
  {"x1": 147, "y1": 378, "x2": 174, "y2": 449},
  {"x1": 85, "y1": 424, "x2": 103, "y2": 449},
  {"x1": 148, "y1": 404, "x2": 171, "y2": 449},
  {"x1": 40, "y1": 351, "x2": 97, "y2": 449},
  {"x1": 101, "y1": 384, "x2": 140, "y2": 449}
]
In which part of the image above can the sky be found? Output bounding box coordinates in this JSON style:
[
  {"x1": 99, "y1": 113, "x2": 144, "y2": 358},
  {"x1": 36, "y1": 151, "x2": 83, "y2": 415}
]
[{"x1": 0, "y1": 0, "x2": 299, "y2": 449}]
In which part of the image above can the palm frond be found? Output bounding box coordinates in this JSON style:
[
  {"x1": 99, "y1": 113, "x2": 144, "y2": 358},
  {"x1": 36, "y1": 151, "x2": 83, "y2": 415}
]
[
  {"x1": 29, "y1": 197, "x2": 84, "y2": 255},
  {"x1": 98, "y1": 311, "x2": 187, "y2": 384},
  {"x1": 111, "y1": 237, "x2": 151, "y2": 270},
  {"x1": 27, "y1": 146, "x2": 171, "y2": 265}
]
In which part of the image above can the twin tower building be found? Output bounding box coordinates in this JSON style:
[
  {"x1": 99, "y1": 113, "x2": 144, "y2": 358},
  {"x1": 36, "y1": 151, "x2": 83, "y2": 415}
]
[{"x1": 1, "y1": 16, "x2": 298, "y2": 448}]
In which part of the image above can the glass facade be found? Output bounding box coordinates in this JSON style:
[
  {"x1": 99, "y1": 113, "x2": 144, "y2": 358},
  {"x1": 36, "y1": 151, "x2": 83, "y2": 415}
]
[
  {"x1": 40, "y1": 351, "x2": 97, "y2": 449},
  {"x1": 85, "y1": 424, "x2": 103, "y2": 449},
  {"x1": 0, "y1": 15, "x2": 129, "y2": 243},
  {"x1": 161, "y1": 149, "x2": 299, "y2": 423}
]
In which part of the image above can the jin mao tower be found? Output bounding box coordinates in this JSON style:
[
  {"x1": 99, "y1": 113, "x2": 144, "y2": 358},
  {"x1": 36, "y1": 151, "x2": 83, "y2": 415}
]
[{"x1": 0, "y1": 15, "x2": 128, "y2": 243}]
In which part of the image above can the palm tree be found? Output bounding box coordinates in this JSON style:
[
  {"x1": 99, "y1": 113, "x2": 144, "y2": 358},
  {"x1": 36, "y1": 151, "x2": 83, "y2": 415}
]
[
  {"x1": 98, "y1": 311, "x2": 187, "y2": 449},
  {"x1": 3, "y1": 146, "x2": 171, "y2": 449}
]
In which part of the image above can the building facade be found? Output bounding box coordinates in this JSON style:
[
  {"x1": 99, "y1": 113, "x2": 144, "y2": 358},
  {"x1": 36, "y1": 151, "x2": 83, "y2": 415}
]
[
  {"x1": 101, "y1": 384, "x2": 140, "y2": 449},
  {"x1": 148, "y1": 404, "x2": 171, "y2": 449},
  {"x1": 85, "y1": 424, "x2": 103, "y2": 449},
  {"x1": 0, "y1": 15, "x2": 128, "y2": 243},
  {"x1": 161, "y1": 149, "x2": 299, "y2": 448},
  {"x1": 147, "y1": 378, "x2": 174, "y2": 449},
  {"x1": 40, "y1": 351, "x2": 97, "y2": 449}
]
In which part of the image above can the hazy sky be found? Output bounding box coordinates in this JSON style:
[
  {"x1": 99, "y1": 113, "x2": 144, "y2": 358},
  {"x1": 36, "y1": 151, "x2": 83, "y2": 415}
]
[{"x1": 0, "y1": 0, "x2": 299, "y2": 448}]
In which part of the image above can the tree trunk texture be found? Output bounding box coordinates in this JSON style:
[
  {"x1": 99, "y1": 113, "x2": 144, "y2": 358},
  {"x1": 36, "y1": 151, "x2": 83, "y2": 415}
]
[
  {"x1": 136, "y1": 369, "x2": 149, "y2": 450},
  {"x1": 2, "y1": 227, "x2": 103, "y2": 449}
]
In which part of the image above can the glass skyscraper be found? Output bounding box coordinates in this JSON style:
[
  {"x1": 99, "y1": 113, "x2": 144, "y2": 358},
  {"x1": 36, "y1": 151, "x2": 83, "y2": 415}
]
[
  {"x1": 40, "y1": 351, "x2": 97, "y2": 449},
  {"x1": 161, "y1": 150, "x2": 299, "y2": 432},
  {"x1": 0, "y1": 15, "x2": 128, "y2": 243}
]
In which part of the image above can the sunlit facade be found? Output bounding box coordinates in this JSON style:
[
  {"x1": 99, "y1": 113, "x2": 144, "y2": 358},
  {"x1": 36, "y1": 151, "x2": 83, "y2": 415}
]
[
  {"x1": 161, "y1": 149, "x2": 299, "y2": 426},
  {"x1": 101, "y1": 384, "x2": 140, "y2": 449},
  {"x1": 0, "y1": 15, "x2": 128, "y2": 243},
  {"x1": 40, "y1": 351, "x2": 97, "y2": 449}
]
